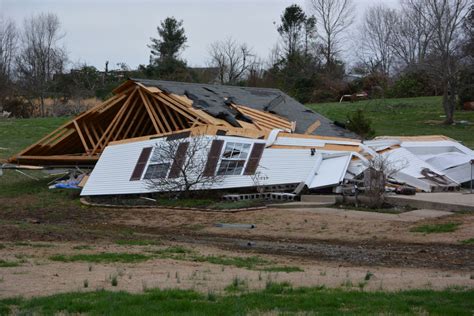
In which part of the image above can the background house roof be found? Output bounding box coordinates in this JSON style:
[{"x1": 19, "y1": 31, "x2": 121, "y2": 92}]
[{"x1": 131, "y1": 78, "x2": 358, "y2": 138}]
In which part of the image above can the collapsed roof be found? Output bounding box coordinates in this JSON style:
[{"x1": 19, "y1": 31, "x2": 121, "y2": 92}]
[
  {"x1": 8, "y1": 78, "x2": 357, "y2": 167},
  {"x1": 126, "y1": 79, "x2": 356, "y2": 138}
]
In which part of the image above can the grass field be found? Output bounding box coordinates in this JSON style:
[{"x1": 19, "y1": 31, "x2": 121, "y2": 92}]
[
  {"x1": 308, "y1": 96, "x2": 474, "y2": 148},
  {"x1": 1, "y1": 285, "x2": 473, "y2": 315}
]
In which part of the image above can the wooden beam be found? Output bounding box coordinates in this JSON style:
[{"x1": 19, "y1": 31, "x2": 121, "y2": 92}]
[
  {"x1": 151, "y1": 93, "x2": 199, "y2": 123},
  {"x1": 122, "y1": 99, "x2": 144, "y2": 138},
  {"x1": 149, "y1": 94, "x2": 172, "y2": 132},
  {"x1": 73, "y1": 120, "x2": 90, "y2": 152},
  {"x1": 304, "y1": 120, "x2": 321, "y2": 135},
  {"x1": 139, "y1": 89, "x2": 162, "y2": 133},
  {"x1": 113, "y1": 95, "x2": 140, "y2": 141},
  {"x1": 92, "y1": 88, "x2": 138, "y2": 154},
  {"x1": 81, "y1": 121, "x2": 96, "y2": 151},
  {"x1": 130, "y1": 107, "x2": 149, "y2": 138}
]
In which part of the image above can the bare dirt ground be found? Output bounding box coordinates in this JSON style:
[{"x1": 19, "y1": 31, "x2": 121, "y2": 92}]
[{"x1": 0, "y1": 202, "x2": 473, "y2": 299}]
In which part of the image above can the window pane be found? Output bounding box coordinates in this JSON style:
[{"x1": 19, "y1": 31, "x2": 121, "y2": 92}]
[
  {"x1": 231, "y1": 143, "x2": 243, "y2": 158},
  {"x1": 150, "y1": 148, "x2": 166, "y2": 163},
  {"x1": 217, "y1": 160, "x2": 231, "y2": 175},
  {"x1": 239, "y1": 144, "x2": 251, "y2": 159},
  {"x1": 233, "y1": 160, "x2": 245, "y2": 175},
  {"x1": 144, "y1": 163, "x2": 170, "y2": 179},
  {"x1": 222, "y1": 143, "x2": 235, "y2": 158},
  {"x1": 217, "y1": 159, "x2": 245, "y2": 175}
]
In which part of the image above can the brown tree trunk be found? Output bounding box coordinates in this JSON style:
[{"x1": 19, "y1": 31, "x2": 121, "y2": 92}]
[{"x1": 442, "y1": 81, "x2": 454, "y2": 125}]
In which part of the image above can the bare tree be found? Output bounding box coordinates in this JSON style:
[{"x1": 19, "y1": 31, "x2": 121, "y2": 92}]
[
  {"x1": 0, "y1": 19, "x2": 17, "y2": 81},
  {"x1": 16, "y1": 13, "x2": 67, "y2": 117},
  {"x1": 0, "y1": 18, "x2": 17, "y2": 106},
  {"x1": 208, "y1": 37, "x2": 257, "y2": 84},
  {"x1": 405, "y1": 0, "x2": 469, "y2": 124},
  {"x1": 360, "y1": 5, "x2": 398, "y2": 76},
  {"x1": 145, "y1": 135, "x2": 224, "y2": 198},
  {"x1": 364, "y1": 154, "x2": 407, "y2": 208},
  {"x1": 391, "y1": 1, "x2": 434, "y2": 68},
  {"x1": 309, "y1": 0, "x2": 355, "y2": 66}
]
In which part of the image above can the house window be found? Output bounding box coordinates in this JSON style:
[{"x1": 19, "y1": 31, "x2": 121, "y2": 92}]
[
  {"x1": 217, "y1": 142, "x2": 251, "y2": 176},
  {"x1": 144, "y1": 163, "x2": 170, "y2": 179},
  {"x1": 143, "y1": 147, "x2": 170, "y2": 179}
]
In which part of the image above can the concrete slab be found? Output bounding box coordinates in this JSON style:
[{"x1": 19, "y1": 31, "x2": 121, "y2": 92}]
[
  {"x1": 387, "y1": 192, "x2": 474, "y2": 212},
  {"x1": 281, "y1": 207, "x2": 454, "y2": 222},
  {"x1": 272, "y1": 202, "x2": 335, "y2": 209},
  {"x1": 399, "y1": 209, "x2": 454, "y2": 219}
]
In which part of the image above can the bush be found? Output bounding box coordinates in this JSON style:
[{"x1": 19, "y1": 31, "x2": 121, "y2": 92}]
[
  {"x1": 346, "y1": 109, "x2": 375, "y2": 139},
  {"x1": 388, "y1": 70, "x2": 436, "y2": 98},
  {"x1": 1, "y1": 98, "x2": 33, "y2": 118},
  {"x1": 458, "y1": 67, "x2": 474, "y2": 107}
]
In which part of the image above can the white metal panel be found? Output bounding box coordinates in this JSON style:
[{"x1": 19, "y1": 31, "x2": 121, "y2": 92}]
[
  {"x1": 81, "y1": 136, "x2": 325, "y2": 196},
  {"x1": 425, "y1": 152, "x2": 472, "y2": 171},
  {"x1": 382, "y1": 148, "x2": 445, "y2": 178},
  {"x1": 274, "y1": 137, "x2": 361, "y2": 147},
  {"x1": 443, "y1": 163, "x2": 474, "y2": 184},
  {"x1": 309, "y1": 154, "x2": 352, "y2": 189},
  {"x1": 402, "y1": 140, "x2": 473, "y2": 155},
  {"x1": 391, "y1": 171, "x2": 433, "y2": 192}
]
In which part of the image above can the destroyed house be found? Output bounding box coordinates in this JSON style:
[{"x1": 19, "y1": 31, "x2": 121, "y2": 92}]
[
  {"x1": 8, "y1": 78, "x2": 357, "y2": 167},
  {"x1": 7, "y1": 79, "x2": 473, "y2": 196}
]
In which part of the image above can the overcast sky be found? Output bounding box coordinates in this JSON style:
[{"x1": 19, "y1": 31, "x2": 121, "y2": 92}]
[{"x1": 2, "y1": 0, "x2": 399, "y2": 70}]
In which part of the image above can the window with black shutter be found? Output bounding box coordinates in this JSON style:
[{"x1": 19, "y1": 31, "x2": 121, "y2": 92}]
[
  {"x1": 217, "y1": 142, "x2": 252, "y2": 176},
  {"x1": 203, "y1": 139, "x2": 224, "y2": 176},
  {"x1": 167, "y1": 142, "x2": 189, "y2": 178},
  {"x1": 244, "y1": 143, "x2": 265, "y2": 175},
  {"x1": 130, "y1": 147, "x2": 153, "y2": 181}
]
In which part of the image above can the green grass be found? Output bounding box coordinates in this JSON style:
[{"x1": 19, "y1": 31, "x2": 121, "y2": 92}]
[
  {"x1": 224, "y1": 277, "x2": 248, "y2": 293},
  {"x1": 0, "y1": 117, "x2": 69, "y2": 160},
  {"x1": 1, "y1": 286, "x2": 473, "y2": 315},
  {"x1": 116, "y1": 239, "x2": 161, "y2": 246},
  {"x1": 49, "y1": 253, "x2": 152, "y2": 263},
  {"x1": 0, "y1": 259, "x2": 20, "y2": 267},
  {"x1": 154, "y1": 198, "x2": 265, "y2": 210},
  {"x1": 72, "y1": 245, "x2": 95, "y2": 250},
  {"x1": 410, "y1": 222, "x2": 461, "y2": 233},
  {"x1": 14, "y1": 241, "x2": 55, "y2": 248},
  {"x1": 308, "y1": 96, "x2": 474, "y2": 148},
  {"x1": 149, "y1": 246, "x2": 301, "y2": 272},
  {"x1": 460, "y1": 238, "x2": 474, "y2": 244},
  {"x1": 261, "y1": 266, "x2": 304, "y2": 273}
]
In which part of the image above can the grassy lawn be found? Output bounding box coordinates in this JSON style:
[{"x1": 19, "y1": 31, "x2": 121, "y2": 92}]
[
  {"x1": 308, "y1": 96, "x2": 474, "y2": 148},
  {"x1": 410, "y1": 222, "x2": 461, "y2": 234},
  {"x1": 1, "y1": 285, "x2": 473, "y2": 315},
  {"x1": 0, "y1": 117, "x2": 69, "y2": 160}
]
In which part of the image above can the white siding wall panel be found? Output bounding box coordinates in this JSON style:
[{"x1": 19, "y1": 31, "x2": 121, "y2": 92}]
[
  {"x1": 309, "y1": 155, "x2": 352, "y2": 188},
  {"x1": 81, "y1": 137, "x2": 322, "y2": 196}
]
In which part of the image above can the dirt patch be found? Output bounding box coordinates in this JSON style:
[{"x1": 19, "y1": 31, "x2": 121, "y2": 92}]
[
  {"x1": 0, "y1": 199, "x2": 473, "y2": 299},
  {"x1": 0, "y1": 242, "x2": 472, "y2": 299}
]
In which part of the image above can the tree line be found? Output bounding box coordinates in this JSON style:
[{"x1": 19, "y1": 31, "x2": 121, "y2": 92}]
[{"x1": 0, "y1": 0, "x2": 472, "y2": 124}]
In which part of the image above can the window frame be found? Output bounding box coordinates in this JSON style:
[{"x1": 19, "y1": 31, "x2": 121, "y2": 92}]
[
  {"x1": 216, "y1": 141, "x2": 253, "y2": 176},
  {"x1": 142, "y1": 146, "x2": 172, "y2": 180}
]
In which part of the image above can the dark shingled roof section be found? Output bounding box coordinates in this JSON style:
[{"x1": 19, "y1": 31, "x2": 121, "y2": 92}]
[{"x1": 131, "y1": 78, "x2": 358, "y2": 138}]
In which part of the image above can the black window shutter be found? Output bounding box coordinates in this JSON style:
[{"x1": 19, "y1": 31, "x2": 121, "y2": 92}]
[
  {"x1": 168, "y1": 142, "x2": 190, "y2": 178},
  {"x1": 203, "y1": 139, "x2": 224, "y2": 177},
  {"x1": 244, "y1": 143, "x2": 265, "y2": 175},
  {"x1": 130, "y1": 147, "x2": 153, "y2": 181}
]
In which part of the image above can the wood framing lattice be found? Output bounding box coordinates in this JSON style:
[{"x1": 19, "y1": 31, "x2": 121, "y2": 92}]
[{"x1": 10, "y1": 80, "x2": 296, "y2": 166}]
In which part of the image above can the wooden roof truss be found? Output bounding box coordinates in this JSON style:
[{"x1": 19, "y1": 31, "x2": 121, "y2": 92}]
[{"x1": 11, "y1": 81, "x2": 296, "y2": 166}]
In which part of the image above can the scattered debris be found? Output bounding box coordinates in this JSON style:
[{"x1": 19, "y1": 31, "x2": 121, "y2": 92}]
[{"x1": 215, "y1": 223, "x2": 256, "y2": 229}]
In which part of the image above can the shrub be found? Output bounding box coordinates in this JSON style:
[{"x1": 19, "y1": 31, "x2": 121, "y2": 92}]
[
  {"x1": 2, "y1": 98, "x2": 33, "y2": 118},
  {"x1": 346, "y1": 109, "x2": 375, "y2": 139}
]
